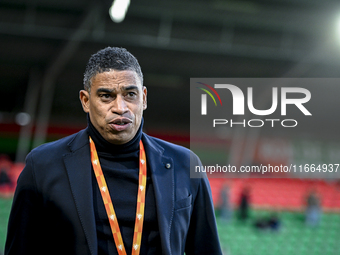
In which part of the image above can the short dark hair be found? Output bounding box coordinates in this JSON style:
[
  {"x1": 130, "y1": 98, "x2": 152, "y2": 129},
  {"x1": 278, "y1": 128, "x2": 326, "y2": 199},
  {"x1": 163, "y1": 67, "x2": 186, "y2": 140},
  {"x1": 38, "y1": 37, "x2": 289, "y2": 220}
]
[{"x1": 83, "y1": 47, "x2": 143, "y2": 91}]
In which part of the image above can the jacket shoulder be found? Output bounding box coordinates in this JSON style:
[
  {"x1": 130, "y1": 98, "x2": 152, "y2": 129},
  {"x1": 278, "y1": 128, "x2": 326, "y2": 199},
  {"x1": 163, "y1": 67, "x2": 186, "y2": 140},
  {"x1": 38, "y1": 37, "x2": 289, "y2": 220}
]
[
  {"x1": 145, "y1": 133, "x2": 202, "y2": 160},
  {"x1": 143, "y1": 133, "x2": 192, "y2": 157},
  {"x1": 142, "y1": 133, "x2": 204, "y2": 177},
  {"x1": 28, "y1": 129, "x2": 88, "y2": 161},
  {"x1": 148, "y1": 135, "x2": 189, "y2": 151}
]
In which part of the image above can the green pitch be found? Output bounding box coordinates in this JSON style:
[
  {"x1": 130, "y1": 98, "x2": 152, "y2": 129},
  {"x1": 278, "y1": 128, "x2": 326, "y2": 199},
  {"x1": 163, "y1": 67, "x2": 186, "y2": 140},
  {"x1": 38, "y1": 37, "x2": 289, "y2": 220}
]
[
  {"x1": 217, "y1": 209, "x2": 340, "y2": 255},
  {"x1": 0, "y1": 198, "x2": 12, "y2": 253}
]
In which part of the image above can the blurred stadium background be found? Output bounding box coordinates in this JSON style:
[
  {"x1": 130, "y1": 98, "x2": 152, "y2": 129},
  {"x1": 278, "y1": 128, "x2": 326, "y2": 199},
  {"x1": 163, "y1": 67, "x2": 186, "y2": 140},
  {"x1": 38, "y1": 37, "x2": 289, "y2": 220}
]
[{"x1": 1, "y1": 0, "x2": 340, "y2": 254}]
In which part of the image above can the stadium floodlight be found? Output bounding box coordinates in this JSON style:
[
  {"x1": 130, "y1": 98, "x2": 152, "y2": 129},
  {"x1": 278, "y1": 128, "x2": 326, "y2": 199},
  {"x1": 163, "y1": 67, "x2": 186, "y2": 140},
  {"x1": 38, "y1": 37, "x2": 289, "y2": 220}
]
[
  {"x1": 109, "y1": 0, "x2": 130, "y2": 23},
  {"x1": 336, "y1": 16, "x2": 340, "y2": 40},
  {"x1": 15, "y1": 112, "x2": 31, "y2": 126}
]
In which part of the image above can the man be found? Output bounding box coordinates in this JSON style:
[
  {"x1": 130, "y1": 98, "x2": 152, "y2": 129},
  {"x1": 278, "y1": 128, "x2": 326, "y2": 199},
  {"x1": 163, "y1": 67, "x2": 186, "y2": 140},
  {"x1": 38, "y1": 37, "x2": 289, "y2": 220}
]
[{"x1": 5, "y1": 47, "x2": 222, "y2": 255}]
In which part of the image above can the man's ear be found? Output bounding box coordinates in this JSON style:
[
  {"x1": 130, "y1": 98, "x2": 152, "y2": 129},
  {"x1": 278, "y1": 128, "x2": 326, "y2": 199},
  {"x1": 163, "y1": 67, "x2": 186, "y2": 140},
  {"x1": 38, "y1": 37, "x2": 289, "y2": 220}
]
[
  {"x1": 142, "y1": 86, "x2": 147, "y2": 110},
  {"x1": 79, "y1": 90, "x2": 90, "y2": 113}
]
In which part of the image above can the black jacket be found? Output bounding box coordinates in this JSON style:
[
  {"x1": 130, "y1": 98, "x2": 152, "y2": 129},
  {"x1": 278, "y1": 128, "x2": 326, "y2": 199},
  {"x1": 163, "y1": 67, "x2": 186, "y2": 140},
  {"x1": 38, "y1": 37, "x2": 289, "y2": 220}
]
[{"x1": 5, "y1": 129, "x2": 222, "y2": 255}]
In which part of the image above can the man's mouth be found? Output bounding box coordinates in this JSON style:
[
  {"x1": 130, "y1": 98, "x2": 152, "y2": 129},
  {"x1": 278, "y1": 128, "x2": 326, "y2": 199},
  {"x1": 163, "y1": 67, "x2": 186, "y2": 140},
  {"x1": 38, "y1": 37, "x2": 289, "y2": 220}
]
[
  {"x1": 114, "y1": 121, "x2": 128, "y2": 125},
  {"x1": 109, "y1": 118, "x2": 132, "y2": 131}
]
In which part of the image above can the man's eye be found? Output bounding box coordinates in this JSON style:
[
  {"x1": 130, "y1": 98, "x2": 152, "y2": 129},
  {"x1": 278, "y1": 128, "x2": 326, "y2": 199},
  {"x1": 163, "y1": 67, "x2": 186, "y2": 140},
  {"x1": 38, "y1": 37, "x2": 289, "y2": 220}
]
[
  {"x1": 99, "y1": 94, "x2": 112, "y2": 100},
  {"x1": 127, "y1": 92, "x2": 137, "y2": 97}
]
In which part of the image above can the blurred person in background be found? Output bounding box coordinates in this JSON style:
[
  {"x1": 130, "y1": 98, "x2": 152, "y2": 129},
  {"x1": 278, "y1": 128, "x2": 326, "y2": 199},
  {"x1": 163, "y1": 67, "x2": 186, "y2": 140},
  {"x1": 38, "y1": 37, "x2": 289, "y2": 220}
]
[
  {"x1": 0, "y1": 155, "x2": 13, "y2": 189},
  {"x1": 219, "y1": 183, "x2": 232, "y2": 223},
  {"x1": 305, "y1": 188, "x2": 321, "y2": 227},
  {"x1": 5, "y1": 47, "x2": 222, "y2": 255},
  {"x1": 238, "y1": 186, "x2": 251, "y2": 221},
  {"x1": 254, "y1": 212, "x2": 281, "y2": 232}
]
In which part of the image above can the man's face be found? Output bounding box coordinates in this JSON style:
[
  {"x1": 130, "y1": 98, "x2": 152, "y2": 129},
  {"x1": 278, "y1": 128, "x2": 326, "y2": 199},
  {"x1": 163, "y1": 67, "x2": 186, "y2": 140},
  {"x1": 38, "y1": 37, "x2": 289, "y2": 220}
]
[{"x1": 80, "y1": 70, "x2": 147, "y2": 145}]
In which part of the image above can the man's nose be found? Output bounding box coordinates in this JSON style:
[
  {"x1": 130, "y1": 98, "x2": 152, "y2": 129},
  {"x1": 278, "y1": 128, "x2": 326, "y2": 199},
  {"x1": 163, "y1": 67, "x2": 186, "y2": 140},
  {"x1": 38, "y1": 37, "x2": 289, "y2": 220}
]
[{"x1": 112, "y1": 95, "x2": 128, "y2": 115}]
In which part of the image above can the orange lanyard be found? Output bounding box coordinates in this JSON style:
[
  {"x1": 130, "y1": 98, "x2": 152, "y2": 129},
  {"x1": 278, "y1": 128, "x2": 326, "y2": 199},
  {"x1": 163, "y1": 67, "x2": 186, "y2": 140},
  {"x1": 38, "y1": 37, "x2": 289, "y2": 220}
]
[{"x1": 89, "y1": 136, "x2": 147, "y2": 255}]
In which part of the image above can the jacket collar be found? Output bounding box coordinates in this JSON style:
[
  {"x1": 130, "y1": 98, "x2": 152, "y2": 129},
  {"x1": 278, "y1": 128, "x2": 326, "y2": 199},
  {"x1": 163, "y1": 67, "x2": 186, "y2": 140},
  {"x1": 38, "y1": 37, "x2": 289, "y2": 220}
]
[
  {"x1": 67, "y1": 128, "x2": 89, "y2": 152},
  {"x1": 64, "y1": 129, "x2": 174, "y2": 255},
  {"x1": 63, "y1": 128, "x2": 97, "y2": 255},
  {"x1": 142, "y1": 134, "x2": 174, "y2": 255}
]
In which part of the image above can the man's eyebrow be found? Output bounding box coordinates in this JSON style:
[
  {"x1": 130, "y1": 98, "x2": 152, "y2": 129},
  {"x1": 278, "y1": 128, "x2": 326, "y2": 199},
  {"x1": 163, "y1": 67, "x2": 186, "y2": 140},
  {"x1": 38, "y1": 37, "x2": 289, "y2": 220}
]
[
  {"x1": 96, "y1": 88, "x2": 113, "y2": 94},
  {"x1": 123, "y1": 85, "x2": 139, "y2": 91},
  {"x1": 96, "y1": 85, "x2": 139, "y2": 94}
]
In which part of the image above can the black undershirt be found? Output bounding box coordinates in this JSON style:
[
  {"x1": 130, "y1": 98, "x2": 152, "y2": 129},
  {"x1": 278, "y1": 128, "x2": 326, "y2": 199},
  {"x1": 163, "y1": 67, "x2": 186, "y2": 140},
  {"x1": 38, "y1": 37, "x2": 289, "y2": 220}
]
[{"x1": 87, "y1": 117, "x2": 161, "y2": 254}]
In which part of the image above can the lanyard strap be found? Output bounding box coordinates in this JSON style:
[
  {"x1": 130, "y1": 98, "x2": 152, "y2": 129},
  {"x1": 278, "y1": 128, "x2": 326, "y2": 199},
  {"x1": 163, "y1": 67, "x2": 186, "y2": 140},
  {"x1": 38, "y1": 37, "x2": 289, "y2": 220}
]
[{"x1": 89, "y1": 136, "x2": 147, "y2": 255}]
